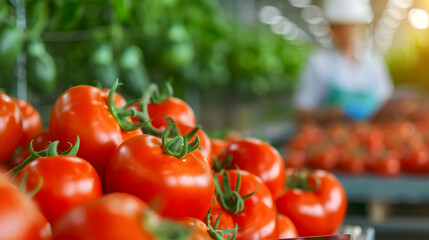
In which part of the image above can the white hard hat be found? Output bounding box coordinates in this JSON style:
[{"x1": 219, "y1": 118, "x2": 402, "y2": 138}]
[{"x1": 323, "y1": 0, "x2": 374, "y2": 24}]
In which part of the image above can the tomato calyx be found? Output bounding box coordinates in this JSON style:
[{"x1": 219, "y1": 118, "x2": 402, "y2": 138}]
[
  {"x1": 149, "y1": 81, "x2": 173, "y2": 104},
  {"x1": 213, "y1": 170, "x2": 257, "y2": 215},
  {"x1": 108, "y1": 80, "x2": 149, "y2": 132},
  {"x1": 285, "y1": 169, "x2": 321, "y2": 192},
  {"x1": 162, "y1": 119, "x2": 201, "y2": 159},
  {"x1": 142, "y1": 209, "x2": 192, "y2": 240},
  {"x1": 213, "y1": 155, "x2": 233, "y2": 172},
  {"x1": 9, "y1": 136, "x2": 80, "y2": 175},
  {"x1": 134, "y1": 82, "x2": 174, "y2": 137},
  {"x1": 205, "y1": 202, "x2": 239, "y2": 240}
]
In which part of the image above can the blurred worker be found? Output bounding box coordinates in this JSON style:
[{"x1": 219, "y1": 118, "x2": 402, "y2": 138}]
[{"x1": 293, "y1": 0, "x2": 394, "y2": 124}]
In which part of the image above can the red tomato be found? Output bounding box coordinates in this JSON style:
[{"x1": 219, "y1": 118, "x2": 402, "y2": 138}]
[
  {"x1": 156, "y1": 120, "x2": 212, "y2": 167},
  {"x1": 401, "y1": 147, "x2": 429, "y2": 174},
  {"x1": 337, "y1": 157, "x2": 366, "y2": 176},
  {"x1": 210, "y1": 170, "x2": 278, "y2": 240},
  {"x1": 8, "y1": 129, "x2": 50, "y2": 169},
  {"x1": 179, "y1": 217, "x2": 212, "y2": 240},
  {"x1": 49, "y1": 85, "x2": 142, "y2": 180},
  {"x1": 277, "y1": 214, "x2": 298, "y2": 239},
  {"x1": 52, "y1": 193, "x2": 154, "y2": 240},
  {"x1": 0, "y1": 92, "x2": 22, "y2": 163},
  {"x1": 337, "y1": 148, "x2": 367, "y2": 176},
  {"x1": 307, "y1": 144, "x2": 339, "y2": 171},
  {"x1": 288, "y1": 124, "x2": 324, "y2": 150},
  {"x1": 276, "y1": 169, "x2": 347, "y2": 237},
  {"x1": 224, "y1": 131, "x2": 241, "y2": 143},
  {"x1": 0, "y1": 174, "x2": 51, "y2": 239},
  {"x1": 148, "y1": 97, "x2": 196, "y2": 129},
  {"x1": 284, "y1": 149, "x2": 306, "y2": 169},
  {"x1": 367, "y1": 152, "x2": 401, "y2": 178},
  {"x1": 14, "y1": 99, "x2": 42, "y2": 147},
  {"x1": 326, "y1": 123, "x2": 350, "y2": 145},
  {"x1": 210, "y1": 138, "x2": 228, "y2": 158},
  {"x1": 218, "y1": 138, "x2": 285, "y2": 199},
  {"x1": 16, "y1": 155, "x2": 102, "y2": 223},
  {"x1": 105, "y1": 134, "x2": 214, "y2": 220}
]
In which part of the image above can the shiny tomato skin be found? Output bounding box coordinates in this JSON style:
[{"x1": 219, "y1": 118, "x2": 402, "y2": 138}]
[
  {"x1": 15, "y1": 99, "x2": 42, "y2": 147},
  {"x1": 276, "y1": 169, "x2": 347, "y2": 237},
  {"x1": 49, "y1": 85, "x2": 142, "y2": 180},
  {"x1": 276, "y1": 189, "x2": 327, "y2": 236},
  {"x1": 105, "y1": 134, "x2": 214, "y2": 220},
  {"x1": 179, "y1": 217, "x2": 212, "y2": 240},
  {"x1": 277, "y1": 214, "x2": 298, "y2": 239},
  {"x1": 218, "y1": 138, "x2": 285, "y2": 199},
  {"x1": 16, "y1": 156, "x2": 102, "y2": 224},
  {"x1": 209, "y1": 202, "x2": 235, "y2": 234},
  {"x1": 0, "y1": 92, "x2": 22, "y2": 163},
  {"x1": 156, "y1": 121, "x2": 212, "y2": 167},
  {"x1": 0, "y1": 174, "x2": 51, "y2": 240},
  {"x1": 148, "y1": 97, "x2": 196, "y2": 129},
  {"x1": 211, "y1": 170, "x2": 278, "y2": 240},
  {"x1": 8, "y1": 129, "x2": 50, "y2": 169},
  {"x1": 52, "y1": 193, "x2": 154, "y2": 240}
]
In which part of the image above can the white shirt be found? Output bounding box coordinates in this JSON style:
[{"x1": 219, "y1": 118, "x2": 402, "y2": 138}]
[{"x1": 293, "y1": 49, "x2": 394, "y2": 110}]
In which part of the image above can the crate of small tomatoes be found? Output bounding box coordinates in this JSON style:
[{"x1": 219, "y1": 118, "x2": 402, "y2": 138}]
[
  {"x1": 0, "y1": 81, "x2": 347, "y2": 240},
  {"x1": 285, "y1": 117, "x2": 429, "y2": 177}
]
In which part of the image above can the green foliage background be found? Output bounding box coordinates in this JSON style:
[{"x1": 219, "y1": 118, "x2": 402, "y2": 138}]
[{"x1": 0, "y1": 0, "x2": 310, "y2": 99}]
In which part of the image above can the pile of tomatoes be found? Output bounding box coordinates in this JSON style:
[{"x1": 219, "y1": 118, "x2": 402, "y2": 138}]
[
  {"x1": 0, "y1": 82, "x2": 347, "y2": 240},
  {"x1": 285, "y1": 118, "x2": 429, "y2": 178}
]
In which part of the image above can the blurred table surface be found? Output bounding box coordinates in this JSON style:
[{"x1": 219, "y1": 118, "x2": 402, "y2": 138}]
[{"x1": 335, "y1": 173, "x2": 429, "y2": 203}]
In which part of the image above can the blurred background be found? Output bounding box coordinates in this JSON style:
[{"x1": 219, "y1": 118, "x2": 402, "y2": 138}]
[{"x1": 1, "y1": 0, "x2": 429, "y2": 239}]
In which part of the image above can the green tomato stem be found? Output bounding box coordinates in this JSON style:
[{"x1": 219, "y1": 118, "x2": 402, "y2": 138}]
[
  {"x1": 8, "y1": 136, "x2": 80, "y2": 175},
  {"x1": 213, "y1": 170, "x2": 256, "y2": 216},
  {"x1": 161, "y1": 119, "x2": 200, "y2": 159}
]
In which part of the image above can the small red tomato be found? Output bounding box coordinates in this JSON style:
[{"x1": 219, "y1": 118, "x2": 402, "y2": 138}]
[
  {"x1": 0, "y1": 174, "x2": 51, "y2": 239},
  {"x1": 284, "y1": 149, "x2": 306, "y2": 169},
  {"x1": 307, "y1": 144, "x2": 339, "y2": 171},
  {"x1": 105, "y1": 130, "x2": 214, "y2": 220},
  {"x1": 8, "y1": 129, "x2": 50, "y2": 169},
  {"x1": 52, "y1": 193, "x2": 154, "y2": 240},
  {"x1": 0, "y1": 92, "x2": 23, "y2": 163},
  {"x1": 148, "y1": 97, "x2": 196, "y2": 128},
  {"x1": 16, "y1": 155, "x2": 102, "y2": 223},
  {"x1": 218, "y1": 138, "x2": 285, "y2": 199},
  {"x1": 337, "y1": 148, "x2": 367, "y2": 176},
  {"x1": 210, "y1": 138, "x2": 228, "y2": 159},
  {"x1": 367, "y1": 152, "x2": 401, "y2": 178},
  {"x1": 276, "y1": 169, "x2": 347, "y2": 237},
  {"x1": 14, "y1": 99, "x2": 42, "y2": 147},
  {"x1": 401, "y1": 147, "x2": 429, "y2": 174},
  {"x1": 277, "y1": 214, "x2": 298, "y2": 239}
]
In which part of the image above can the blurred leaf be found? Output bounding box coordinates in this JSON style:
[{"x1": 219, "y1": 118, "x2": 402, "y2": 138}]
[
  {"x1": 0, "y1": 26, "x2": 23, "y2": 66},
  {"x1": 27, "y1": 1, "x2": 49, "y2": 39},
  {"x1": 112, "y1": 0, "x2": 132, "y2": 22},
  {"x1": 27, "y1": 47, "x2": 57, "y2": 94}
]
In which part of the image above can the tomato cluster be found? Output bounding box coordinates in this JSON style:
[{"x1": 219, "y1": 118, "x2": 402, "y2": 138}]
[
  {"x1": 0, "y1": 82, "x2": 347, "y2": 239},
  {"x1": 285, "y1": 119, "x2": 429, "y2": 177}
]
